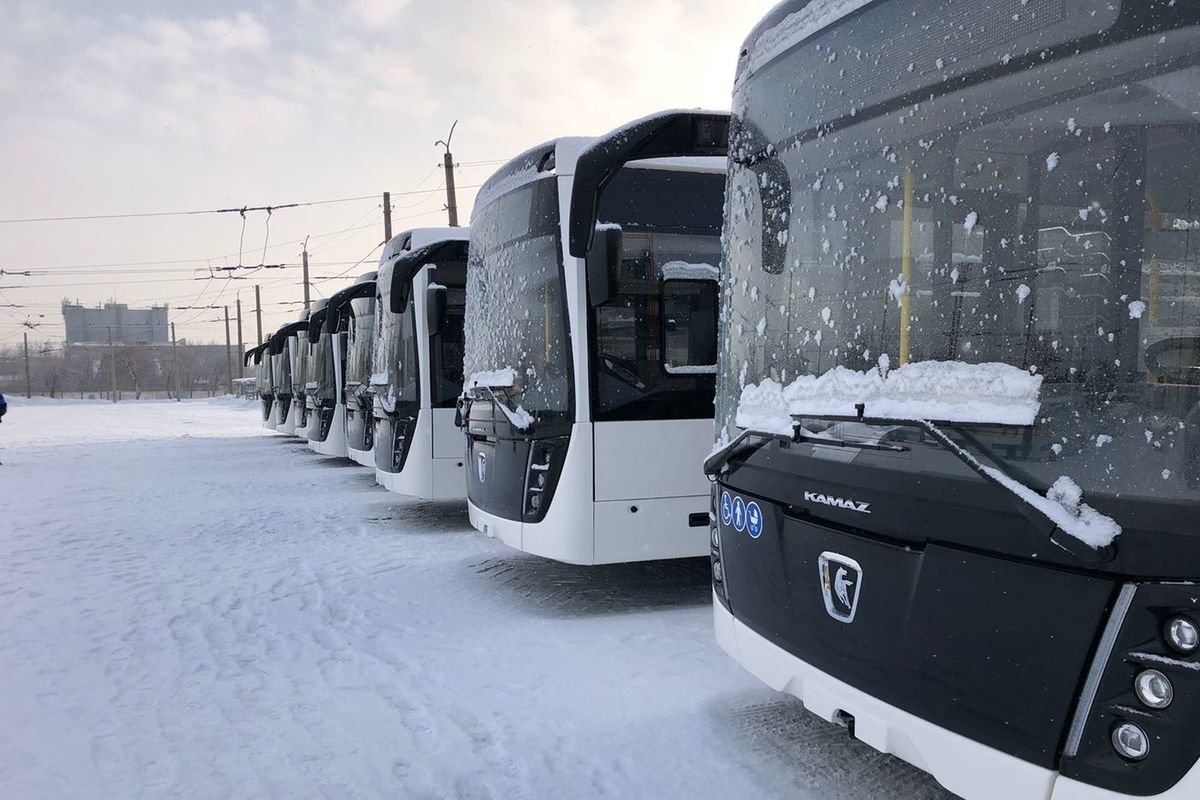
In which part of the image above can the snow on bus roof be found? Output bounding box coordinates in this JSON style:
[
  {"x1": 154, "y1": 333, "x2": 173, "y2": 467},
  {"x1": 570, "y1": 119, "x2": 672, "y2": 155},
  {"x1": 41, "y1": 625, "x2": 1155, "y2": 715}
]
[
  {"x1": 380, "y1": 227, "x2": 470, "y2": 265},
  {"x1": 747, "y1": 0, "x2": 876, "y2": 75}
]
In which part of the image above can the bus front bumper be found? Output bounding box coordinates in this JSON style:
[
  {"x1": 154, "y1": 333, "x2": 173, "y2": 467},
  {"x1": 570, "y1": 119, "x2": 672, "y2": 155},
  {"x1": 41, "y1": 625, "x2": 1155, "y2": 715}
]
[{"x1": 714, "y1": 595, "x2": 1200, "y2": 800}]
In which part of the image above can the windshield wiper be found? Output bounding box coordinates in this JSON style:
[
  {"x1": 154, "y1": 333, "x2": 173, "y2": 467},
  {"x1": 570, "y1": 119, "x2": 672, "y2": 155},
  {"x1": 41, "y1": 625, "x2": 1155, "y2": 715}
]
[
  {"x1": 480, "y1": 385, "x2": 534, "y2": 433},
  {"x1": 703, "y1": 423, "x2": 907, "y2": 478},
  {"x1": 709, "y1": 410, "x2": 1114, "y2": 563}
]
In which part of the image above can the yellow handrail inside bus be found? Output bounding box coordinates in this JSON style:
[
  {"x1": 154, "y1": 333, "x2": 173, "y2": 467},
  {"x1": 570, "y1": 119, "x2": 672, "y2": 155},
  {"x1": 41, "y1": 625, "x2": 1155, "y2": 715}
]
[
  {"x1": 899, "y1": 167, "x2": 914, "y2": 365},
  {"x1": 1145, "y1": 188, "x2": 1162, "y2": 326}
]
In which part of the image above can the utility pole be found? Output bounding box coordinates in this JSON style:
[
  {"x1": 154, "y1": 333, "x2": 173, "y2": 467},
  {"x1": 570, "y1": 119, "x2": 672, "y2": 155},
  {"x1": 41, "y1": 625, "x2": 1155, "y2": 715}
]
[
  {"x1": 254, "y1": 284, "x2": 263, "y2": 346},
  {"x1": 436, "y1": 121, "x2": 460, "y2": 227},
  {"x1": 107, "y1": 326, "x2": 118, "y2": 403},
  {"x1": 23, "y1": 331, "x2": 32, "y2": 399},
  {"x1": 383, "y1": 191, "x2": 393, "y2": 242},
  {"x1": 224, "y1": 305, "x2": 234, "y2": 394},
  {"x1": 302, "y1": 237, "x2": 311, "y2": 310},
  {"x1": 235, "y1": 293, "x2": 245, "y2": 378},
  {"x1": 171, "y1": 322, "x2": 181, "y2": 401}
]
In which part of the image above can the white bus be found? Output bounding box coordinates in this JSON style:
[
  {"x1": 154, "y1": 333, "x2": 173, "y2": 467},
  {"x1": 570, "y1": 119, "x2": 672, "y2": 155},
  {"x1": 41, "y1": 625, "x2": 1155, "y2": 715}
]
[
  {"x1": 460, "y1": 111, "x2": 729, "y2": 564},
  {"x1": 269, "y1": 319, "x2": 308, "y2": 435},
  {"x1": 288, "y1": 310, "x2": 314, "y2": 440},
  {"x1": 344, "y1": 275, "x2": 378, "y2": 466},
  {"x1": 372, "y1": 227, "x2": 471, "y2": 499},
  {"x1": 307, "y1": 275, "x2": 376, "y2": 457},
  {"x1": 245, "y1": 343, "x2": 272, "y2": 426},
  {"x1": 707, "y1": 2, "x2": 1200, "y2": 799}
]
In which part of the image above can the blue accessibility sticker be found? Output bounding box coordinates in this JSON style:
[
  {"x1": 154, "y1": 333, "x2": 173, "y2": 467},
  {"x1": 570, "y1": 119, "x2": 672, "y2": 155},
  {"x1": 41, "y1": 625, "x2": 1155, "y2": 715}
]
[
  {"x1": 732, "y1": 496, "x2": 746, "y2": 532},
  {"x1": 720, "y1": 491, "x2": 733, "y2": 526},
  {"x1": 746, "y1": 501, "x2": 763, "y2": 539}
]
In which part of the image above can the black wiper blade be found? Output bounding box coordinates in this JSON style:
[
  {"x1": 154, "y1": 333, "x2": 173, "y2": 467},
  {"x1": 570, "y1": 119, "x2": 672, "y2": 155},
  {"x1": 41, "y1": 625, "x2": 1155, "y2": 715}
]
[{"x1": 790, "y1": 412, "x2": 1113, "y2": 562}]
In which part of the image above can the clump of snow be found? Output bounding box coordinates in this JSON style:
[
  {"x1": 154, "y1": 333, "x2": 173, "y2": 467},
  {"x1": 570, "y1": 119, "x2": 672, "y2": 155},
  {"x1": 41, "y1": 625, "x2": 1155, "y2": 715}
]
[
  {"x1": 737, "y1": 360, "x2": 1042, "y2": 431},
  {"x1": 505, "y1": 405, "x2": 535, "y2": 431},
  {"x1": 1094, "y1": 434, "x2": 1113, "y2": 448},
  {"x1": 980, "y1": 469, "x2": 1121, "y2": 549},
  {"x1": 735, "y1": 378, "x2": 795, "y2": 436},
  {"x1": 874, "y1": 195, "x2": 889, "y2": 212},
  {"x1": 1016, "y1": 284, "x2": 1031, "y2": 304},
  {"x1": 1046, "y1": 152, "x2": 1060, "y2": 172},
  {"x1": 464, "y1": 368, "x2": 517, "y2": 393},
  {"x1": 964, "y1": 211, "x2": 978, "y2": 233},
  {"x1": 661, "y1": 261, "x2": 719, "y2": 281},
  {"x1": 1128, "y1": 300, "x2": 1147, "y2": 319},
  {"x1": 888, "y1": 276, "x2": 908, "y2": 304},
  {"x1": 664, "y1": 364, "x2": 717, "y2": 375},
  {"x1": 747, "y1": 0, "x2": 875, "y2": 73},
  {"x1": 756, "y1": 317, "x2": 767, "y2": 336}
]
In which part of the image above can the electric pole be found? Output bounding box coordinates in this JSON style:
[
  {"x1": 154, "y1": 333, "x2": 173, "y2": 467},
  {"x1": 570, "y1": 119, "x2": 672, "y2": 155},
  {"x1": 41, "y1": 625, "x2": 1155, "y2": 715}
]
[
  {"x1": 436, "y1": 121, "x2": 460, "y2": 227},
  {"x1": 171, "y1": 322, "x2": 181, "y2": 401},
  {"x1": 383, "y1": 191, "x2": 393, "y2": 242},
  {"x1": 302, "y1": 238, "x2": 311, "y2": 310},
  {"x1": 23, "y1": 331, "x2": 32, "y2": 399},
  {"x1": 254, "y1": 284, "x2": 263, "y2": 346},
  {"x1": 224, "y1": 305, "x2": 234, "y2": 394},
  {"x1": 107, "y1": 326, "x2": 118, "y2": 403},
  {"x1": 235, "y1": 293, "x2": 245, "y2": 378}
]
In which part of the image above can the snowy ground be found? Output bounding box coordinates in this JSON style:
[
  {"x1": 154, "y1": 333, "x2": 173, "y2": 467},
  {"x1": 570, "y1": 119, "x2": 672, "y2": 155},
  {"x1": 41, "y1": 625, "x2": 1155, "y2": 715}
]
[{"x1": 0, "y1": 398, "x2": 955, "y2": 799}]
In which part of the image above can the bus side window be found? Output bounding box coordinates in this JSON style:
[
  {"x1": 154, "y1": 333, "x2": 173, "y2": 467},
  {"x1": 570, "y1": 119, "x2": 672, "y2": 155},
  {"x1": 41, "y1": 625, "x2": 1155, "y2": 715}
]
[{"x1": 662, "y1": 279, "x2": 718, "y2": 373}]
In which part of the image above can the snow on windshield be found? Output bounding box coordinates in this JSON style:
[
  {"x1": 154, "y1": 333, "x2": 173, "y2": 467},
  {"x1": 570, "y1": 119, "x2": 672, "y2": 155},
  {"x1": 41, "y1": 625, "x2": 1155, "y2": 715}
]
[{"x1": 737, "y1": 360, "x2": 1042, "y2": 433}]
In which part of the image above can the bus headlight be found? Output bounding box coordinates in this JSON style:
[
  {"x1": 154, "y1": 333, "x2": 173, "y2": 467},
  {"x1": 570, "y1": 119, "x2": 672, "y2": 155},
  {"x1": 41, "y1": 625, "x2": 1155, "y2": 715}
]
[
  {"x1": 712, "y1": 558, "x2": 724, "y2": 584},
  {"x1": 1134, "y1": 669, "x2": 1173, "y2": 710},
  {"x1": 1166, "y1": 616, "x2": 1199, "y2": 655},
  {"x1": 1111, "y1": 722, "x2": 1150, "y2": 761}
]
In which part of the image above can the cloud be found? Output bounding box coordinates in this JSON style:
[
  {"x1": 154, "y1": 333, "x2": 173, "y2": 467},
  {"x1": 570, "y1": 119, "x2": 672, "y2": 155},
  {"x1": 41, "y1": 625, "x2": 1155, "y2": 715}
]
[{"x1": 0, "y1": 0, "x2": 771, "y2": 342}]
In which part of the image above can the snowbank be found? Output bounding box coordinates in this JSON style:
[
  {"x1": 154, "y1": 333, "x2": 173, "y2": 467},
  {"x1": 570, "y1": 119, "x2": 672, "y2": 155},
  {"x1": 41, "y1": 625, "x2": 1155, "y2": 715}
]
[{"x1": 737, "y1": 360, "x2": 1042, "y2": 432}]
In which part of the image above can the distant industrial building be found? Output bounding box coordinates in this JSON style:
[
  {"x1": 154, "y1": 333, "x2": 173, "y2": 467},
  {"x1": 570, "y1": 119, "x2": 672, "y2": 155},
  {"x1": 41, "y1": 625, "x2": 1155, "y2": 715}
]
[{"x1": 62, "y1": 301, "x2": 170, "y2": 345}]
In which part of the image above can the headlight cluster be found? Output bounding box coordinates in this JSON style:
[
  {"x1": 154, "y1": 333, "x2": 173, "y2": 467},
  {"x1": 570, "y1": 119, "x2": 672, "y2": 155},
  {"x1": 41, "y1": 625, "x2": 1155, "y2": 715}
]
[
  {"x1": 710, "y1": 488, "x2": 724, "y2": 598},
  {"x1": 523, "y1": 439, "x2": 563, "y2": 522}
]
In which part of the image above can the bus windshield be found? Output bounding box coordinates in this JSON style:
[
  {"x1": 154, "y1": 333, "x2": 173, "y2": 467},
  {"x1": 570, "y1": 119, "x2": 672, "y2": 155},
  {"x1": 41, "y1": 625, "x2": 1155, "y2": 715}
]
[
  {"x1": 373, "y1": 283, "x2": 418, "y2": 412},
  {"x1": 721, "y1": 8, "x2": 1200, "y2": 508},
  {"x1": 345, "y1": 297, "x2": 375, "y2": 398},
  {"x1": 464, "y1": 176, "x2": 572, "y2": 418},
  {"x1": 271, "y1": 350, "x2": 292, "y2": 396},
  {"x1": 311, "y1": 333, "x2": 336, "y2": 402},
  {"x1": 291, "y1": 336, "x2": 308, "y2": 396}
]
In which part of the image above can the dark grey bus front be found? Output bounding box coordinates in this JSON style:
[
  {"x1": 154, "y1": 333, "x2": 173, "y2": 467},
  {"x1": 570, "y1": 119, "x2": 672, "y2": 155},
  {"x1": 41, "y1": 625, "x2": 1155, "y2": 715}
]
[{"x1": 710, "y1": 2, "x2": 1200, "y2": 799}]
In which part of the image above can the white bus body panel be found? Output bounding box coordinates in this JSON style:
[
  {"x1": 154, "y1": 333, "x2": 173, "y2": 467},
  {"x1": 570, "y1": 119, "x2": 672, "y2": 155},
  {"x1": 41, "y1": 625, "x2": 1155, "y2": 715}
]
[
  {"x1": 1052, "y1": 767, "x2": 1200, "y2": 799},
  {"x1": 264, "y1": 400, "x2": 281, "y2": 430},
  {"x1": 276, "y1": 401, "x2": 298, "y2": 435},
  {"x1": 593, "y1": 419, "x2": 711, "y2": 501},
  {"x1": 347, "y1": 442, "x2": 373, "y2": 467},
  {"x1": 716, "y1": 597, "x2": 1072, "y2": 800}
]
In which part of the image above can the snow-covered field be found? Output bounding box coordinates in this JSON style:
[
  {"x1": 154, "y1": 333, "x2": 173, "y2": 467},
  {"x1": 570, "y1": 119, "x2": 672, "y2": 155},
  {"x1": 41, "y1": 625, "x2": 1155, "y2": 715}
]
[{"x1": 0, "y1": 398, "x2": 953, "y2": 799}]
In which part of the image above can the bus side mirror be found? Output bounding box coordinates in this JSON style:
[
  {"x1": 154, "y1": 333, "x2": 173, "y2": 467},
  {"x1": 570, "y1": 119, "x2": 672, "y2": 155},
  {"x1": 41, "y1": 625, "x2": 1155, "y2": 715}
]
[
  {"x1": 427, "y1": 284, "x2": 448, "y2": 336},
  {"x1": 586, "y1": 226, "x2": 622, "y2": 307}
]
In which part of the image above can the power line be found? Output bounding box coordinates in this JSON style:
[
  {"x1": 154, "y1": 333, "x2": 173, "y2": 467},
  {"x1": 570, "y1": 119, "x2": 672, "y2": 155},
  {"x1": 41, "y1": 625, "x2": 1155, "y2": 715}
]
[{"x1": 0, "y1": 185, "x2": 482, "y2": 225}]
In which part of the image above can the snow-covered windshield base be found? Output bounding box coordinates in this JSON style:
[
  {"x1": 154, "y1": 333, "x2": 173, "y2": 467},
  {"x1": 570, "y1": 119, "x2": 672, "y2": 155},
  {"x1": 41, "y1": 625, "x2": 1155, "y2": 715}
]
[
  {"x1": 719, "y1": 19, "x2": 1200, "y2": 511},
  {"x1": 463, "y1": 175, "x2": 572, "y2": 419}
]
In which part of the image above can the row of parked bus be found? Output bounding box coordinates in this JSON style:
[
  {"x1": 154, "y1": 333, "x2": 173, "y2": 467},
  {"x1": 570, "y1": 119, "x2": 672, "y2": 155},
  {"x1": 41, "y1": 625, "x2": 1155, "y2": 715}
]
[{"x1": 246, "y1": 3, "x2": 1200, "y2": 799}]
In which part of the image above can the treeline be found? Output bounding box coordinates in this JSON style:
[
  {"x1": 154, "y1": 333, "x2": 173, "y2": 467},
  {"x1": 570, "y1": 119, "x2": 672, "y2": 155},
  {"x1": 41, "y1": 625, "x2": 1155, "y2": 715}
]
[{"x1": 0, "y1": 341, "x2": 246, "y2": 399}]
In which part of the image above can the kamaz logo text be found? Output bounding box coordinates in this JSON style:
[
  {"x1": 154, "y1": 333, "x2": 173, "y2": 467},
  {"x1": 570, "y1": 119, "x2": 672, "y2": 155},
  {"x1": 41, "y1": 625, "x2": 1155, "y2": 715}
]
[{"x1": 803, "y1": 491, "x2": 871, "y2": 514}]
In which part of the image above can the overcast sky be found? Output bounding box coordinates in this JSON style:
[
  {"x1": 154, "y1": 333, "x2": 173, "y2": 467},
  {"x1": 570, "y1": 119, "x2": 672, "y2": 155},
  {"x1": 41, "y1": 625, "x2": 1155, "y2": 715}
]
[{"x1": 0, "y1": 0, "x2": 772, "y2": 347}]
